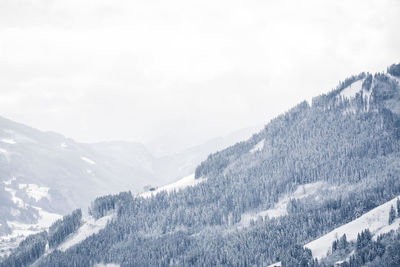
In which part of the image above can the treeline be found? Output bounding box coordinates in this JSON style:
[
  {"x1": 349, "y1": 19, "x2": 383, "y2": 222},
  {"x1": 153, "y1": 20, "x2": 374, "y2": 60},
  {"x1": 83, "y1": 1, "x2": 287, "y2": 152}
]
[{"x1": 89, "y1": 191, "x2": 132, "y2": 219}]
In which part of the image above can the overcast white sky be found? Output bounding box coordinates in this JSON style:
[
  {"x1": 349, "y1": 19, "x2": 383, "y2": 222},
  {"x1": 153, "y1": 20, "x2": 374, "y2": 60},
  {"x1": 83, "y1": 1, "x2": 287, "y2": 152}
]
[{"x1": 0, "y1": 0, "x2": 399, "y2": 150}]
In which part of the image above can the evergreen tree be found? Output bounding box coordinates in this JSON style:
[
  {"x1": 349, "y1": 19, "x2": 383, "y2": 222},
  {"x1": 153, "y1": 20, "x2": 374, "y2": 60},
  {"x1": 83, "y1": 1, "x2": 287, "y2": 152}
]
[{"x1": 389, "y1": 205, "x2": 396, "y2": 225}]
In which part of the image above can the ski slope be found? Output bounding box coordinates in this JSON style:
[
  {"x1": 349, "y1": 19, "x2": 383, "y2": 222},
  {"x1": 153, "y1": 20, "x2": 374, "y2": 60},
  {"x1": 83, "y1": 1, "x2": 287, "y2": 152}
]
[
  {"x1": 239, "y1": 181, "x2": 332, "y2": 226},
  {"x1": 305, "y1": 195, "x2": 400, "y2": 260},
  {"x1": 338, "y1": 79, "x2": 364, "y2": 99},
  {"x1": 59, "y1": 214, "x2": 114, "y2": 251}
]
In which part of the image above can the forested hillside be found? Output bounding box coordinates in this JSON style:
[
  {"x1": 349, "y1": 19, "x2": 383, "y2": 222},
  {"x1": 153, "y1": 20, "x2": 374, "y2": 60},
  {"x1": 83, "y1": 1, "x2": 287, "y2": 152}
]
[
  {"x1": 2, "y1": 64, "x2": 400, "y2": 267},
  {"x1": 0, "y1": 115, "x2": 254, "y2": 257}
]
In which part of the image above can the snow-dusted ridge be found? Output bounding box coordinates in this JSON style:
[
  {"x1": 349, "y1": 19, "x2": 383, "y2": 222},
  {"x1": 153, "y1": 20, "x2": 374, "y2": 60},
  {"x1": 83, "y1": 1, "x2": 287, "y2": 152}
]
[
  {"x1": 305, "y1": 194, "x2": 400, "y2": 260},
  {"x1": 139, "y1": 173, "x2": 206, "y2": 199}
]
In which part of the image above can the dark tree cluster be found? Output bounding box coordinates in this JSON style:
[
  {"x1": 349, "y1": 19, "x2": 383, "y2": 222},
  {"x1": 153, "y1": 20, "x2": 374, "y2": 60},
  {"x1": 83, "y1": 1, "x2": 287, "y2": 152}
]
[
  {"x1": 387, "y1": 63, "x2": 400, "y2": 77},
  {"x1": 89, "y1": 191, "x2": 132, "y2": 219},
  {"x1": 48, "y1": 209, "x2": 82, "y2": 248}
]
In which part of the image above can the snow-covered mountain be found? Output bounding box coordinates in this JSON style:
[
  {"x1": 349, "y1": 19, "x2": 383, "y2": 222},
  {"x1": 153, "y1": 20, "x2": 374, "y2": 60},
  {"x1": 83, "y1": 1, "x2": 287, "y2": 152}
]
[
  {"x1": 0, "y1": 116, "x2": 156, "y2": 255},
  {"x1": 3, "y1": 63, "x2": 400, "y2": 266},
  {"x1": 0, "y1": 116, "x2": 256, "y2": 256}
]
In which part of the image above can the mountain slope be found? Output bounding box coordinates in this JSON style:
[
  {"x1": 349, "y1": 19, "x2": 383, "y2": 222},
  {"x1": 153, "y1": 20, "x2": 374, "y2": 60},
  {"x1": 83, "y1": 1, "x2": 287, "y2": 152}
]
[
  {"x1": 0, "y1": 116, "x2": 255, "y2": 257},
  {"x1": 152, "y1": 126, "x2": 261, "y2": 183},
  {"x1": 3, "y1": 63, "x2": 400, "y2": 266},
  {"x1": 0, "y1": 117, "x2": 158, "y2": 256},
  {"x1": 305, "y1": 194, "x2": 400, "y2": 260}
]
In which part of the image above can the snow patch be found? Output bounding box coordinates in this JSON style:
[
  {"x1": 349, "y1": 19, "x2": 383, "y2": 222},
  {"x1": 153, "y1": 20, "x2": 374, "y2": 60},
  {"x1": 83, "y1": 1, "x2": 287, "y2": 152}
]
[
  {"x1": 58, "y1": 214, "x2": 114, "y2": 251},
  {"x1": 19, "y1": 184, "x2": 50, "y2": 202},
  {"x1": 60, "y1": 142, "x2": 67, "y2": 148},
  {"x1": 3, "y1": 176, "x2": 16, "y2": 185},
  {"x1": 0, "y1": 138, "x2": 16, "y2": 144},
  {"x1": 268, "y1": 262, "x2": 281, "y2": 267},
  {"x1": 4, "y1": 187, "x2": 25, "y2": 208},
  {"x1": 239, "y1": 181, "x2": 329, "y2": 226},
  {"x1": 140, "y1": 174, "x2": 206, "y2": 199},
  {"x1": 338, "y1": 78, "x2": 374, "y2": 113},
  {"x1": 338, "y1": 79, "x2": 364, "y2": 99},
  {"x1": 81, "y1": 156, "x2": 96, "y2": 165},
  {"x1": 305, "y1": 195, "x2": 400, "y2": 260},
  {"x1": 34, "y1": 207, "x2": 62, "y2": 228},
  {"x1": 250, "y1": 139, "x2": 265, "y2": 153}
]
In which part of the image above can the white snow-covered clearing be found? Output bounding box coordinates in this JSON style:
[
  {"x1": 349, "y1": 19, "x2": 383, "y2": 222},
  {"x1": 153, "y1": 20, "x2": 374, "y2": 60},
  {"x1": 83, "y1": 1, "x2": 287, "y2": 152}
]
[
  {"x1": 5, "y1": 207, "x2": 61, "y2": 235},
  {"x1": 60, "y1": 142, "x2": 68, "y2": 148},
  {"x1": 140, "y1": 174, "x2": 206, "y2": 199},
  {"x1": 305, "y1": 195, "x2": 400, "y2": 260},
  {"x1": 267, "y1": 262, "x2": 281, "y2": 267},
  {"x1": 81, "y1": 156, "x2": 96, "y2": 165},
  {"x1": 58, "y1": 214, "x2": 114, "y2": 251},
  {"x1": 338, "y1": 78, "x2": 374, "y2": 112},
  {"x1": 4, "y1": 187, "x2": 25, "y2": 208},
  {"x1": 338, "y1": 79, "x2": 364, "y2": 99},
  {"x1": 34, "y1": 207, "x2": 62, "y2": 228},
  {"x1": 250, "y1": 139, "x2": 265, "y2": 153},
  {"x1": 3, "y1": 176, "x2": 16, "y2": 185},
  {"x1": 239, "y1": 181, "x2": 330, "y2": 226},
  {"x1": 0, "y1": 138, "x2": 16, "y2": 144},
  {"x1": 18, "y1": 184, "x2": 50, "y2": 202}
]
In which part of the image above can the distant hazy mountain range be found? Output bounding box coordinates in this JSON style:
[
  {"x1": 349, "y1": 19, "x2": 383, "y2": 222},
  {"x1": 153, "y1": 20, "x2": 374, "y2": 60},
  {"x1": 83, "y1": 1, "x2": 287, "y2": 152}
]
[{"x1": 0, "y1": 115, "x2": 258, "y2": 255}]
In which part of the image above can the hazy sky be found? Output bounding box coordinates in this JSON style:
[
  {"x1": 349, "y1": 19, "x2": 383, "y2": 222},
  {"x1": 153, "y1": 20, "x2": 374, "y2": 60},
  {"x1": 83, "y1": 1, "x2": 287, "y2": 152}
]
[{"x1": 0, "y1": 0, "x2": 399, "y2": 149}]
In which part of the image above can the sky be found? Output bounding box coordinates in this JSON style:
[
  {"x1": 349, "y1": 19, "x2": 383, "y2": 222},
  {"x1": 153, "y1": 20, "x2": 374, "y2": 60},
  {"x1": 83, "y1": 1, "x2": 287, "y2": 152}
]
[{"x1": 0, "y1": 0, "x2": 399, "y2": 152}]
